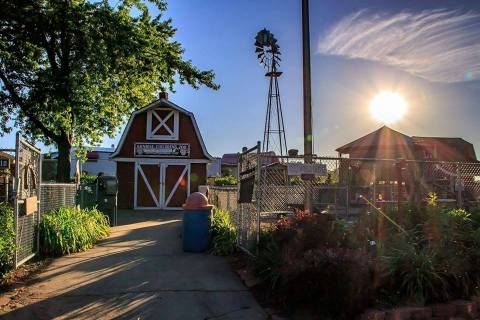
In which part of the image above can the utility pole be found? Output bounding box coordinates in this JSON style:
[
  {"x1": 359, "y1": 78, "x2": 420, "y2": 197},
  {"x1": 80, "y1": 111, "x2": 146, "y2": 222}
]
[{"x1": 302, "y1": 0, "x2": 313, "y2": 212}]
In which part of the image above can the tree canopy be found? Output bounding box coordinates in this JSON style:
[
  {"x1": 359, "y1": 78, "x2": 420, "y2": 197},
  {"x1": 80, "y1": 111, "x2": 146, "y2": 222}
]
[{"x1": 0, "y1": 0, "x2": 219, "y2": 181}]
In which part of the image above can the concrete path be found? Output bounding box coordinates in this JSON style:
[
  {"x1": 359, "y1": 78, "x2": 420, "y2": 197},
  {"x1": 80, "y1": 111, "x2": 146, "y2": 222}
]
[{"x1": 1, "y1": 211, "x2": 265, "y2": 320}]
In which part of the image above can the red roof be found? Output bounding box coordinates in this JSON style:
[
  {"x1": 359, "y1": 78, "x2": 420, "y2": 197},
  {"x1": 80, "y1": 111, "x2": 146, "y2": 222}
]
[
  {"x1": 336, "y1": 126, "x2": 413, "y2": 155},
  {"x1": 412, "y1": 136, "x2": 477, "y2": 162},
  {"x1": 221, "y1": 153, "x2": 238, "y2": 166},
  {"x1": 336, "y1": 126, "x2": 477, "y2": 162}
]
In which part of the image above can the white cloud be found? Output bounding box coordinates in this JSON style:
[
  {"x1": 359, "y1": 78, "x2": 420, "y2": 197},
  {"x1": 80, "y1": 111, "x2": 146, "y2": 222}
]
[{"x1": 317, "y1": 9, "x2": 480, "y2": 83}]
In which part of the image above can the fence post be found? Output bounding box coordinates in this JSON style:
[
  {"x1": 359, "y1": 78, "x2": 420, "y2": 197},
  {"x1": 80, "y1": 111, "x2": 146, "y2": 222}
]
[
  {"x1": 255, "y1": 141, "x2": 261, "y2": 249},
  {"x1": 236, "y1": 151, "x2": 242, "y2": 245}
]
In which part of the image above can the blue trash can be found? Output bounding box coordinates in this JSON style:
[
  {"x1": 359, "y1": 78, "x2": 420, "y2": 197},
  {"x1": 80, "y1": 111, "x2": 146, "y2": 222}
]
[{"x1": 182, "y1": 192, "x2": 213, "y2": 252}]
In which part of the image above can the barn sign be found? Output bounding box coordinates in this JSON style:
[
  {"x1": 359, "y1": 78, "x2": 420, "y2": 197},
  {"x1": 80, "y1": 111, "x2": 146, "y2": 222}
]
[{"x1": 134, "y1": 143, "x2": 190, "y2": 157}]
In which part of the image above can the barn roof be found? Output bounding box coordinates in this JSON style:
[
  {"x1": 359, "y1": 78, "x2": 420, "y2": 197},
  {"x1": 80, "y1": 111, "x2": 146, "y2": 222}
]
[
  {"x1": 336, "y1": 126, "x2": 477, "y2": 162},
  {"x1": 412, "y1": 136, "x2": 477, "y2": 162},
  {"x1": 336, "y1": 126, "x2": 413, "y2": 154},
  {"x1": 110, "y1": 96, "x2": 214, "y2": 160}
]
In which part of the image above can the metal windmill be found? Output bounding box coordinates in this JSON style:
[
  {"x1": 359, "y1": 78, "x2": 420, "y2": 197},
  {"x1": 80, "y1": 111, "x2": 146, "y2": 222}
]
[{"x1": 255, "y1": 29, "x2": 287, "y2": 157}]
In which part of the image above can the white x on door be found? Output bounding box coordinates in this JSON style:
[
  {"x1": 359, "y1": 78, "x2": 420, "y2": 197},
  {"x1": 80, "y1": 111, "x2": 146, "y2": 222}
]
[{"x1": 135, "y1": 162, "x2": 190, "y2": 210}]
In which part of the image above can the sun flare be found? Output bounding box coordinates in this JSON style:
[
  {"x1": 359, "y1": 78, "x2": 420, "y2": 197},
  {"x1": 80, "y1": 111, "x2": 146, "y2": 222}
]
[{"x1": 369, "y1": 91, "x2": 407, "y2": 124}]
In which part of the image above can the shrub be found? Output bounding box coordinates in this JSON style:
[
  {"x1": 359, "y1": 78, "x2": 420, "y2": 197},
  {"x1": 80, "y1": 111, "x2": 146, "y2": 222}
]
[
  {"x1": 253, "y1": 228, "x2": 282, "y2": 289},
  {"x1": 210, "y1": 207, "x2": 237, "y2": 255},
  {"x1": 255, "y1": 210, "x2": 375, "y2": 318},
  {"x1": 80, "y1": 172, "x2": 97, "y2": 184},
  {"x1": 0, "y1": 203, "x2": 15, "y2": 276},
  {"x1": 382, "y1": 239, "x2": 449, "y2": 304},
  {"x1": 213, "y1": 175, "x2": 237, "y2": 186},
  {"x1": 40, "y1": 207, "x2": 110, "y2": 256},
  {"x1": 281, "y1": 248, "x2": 373, "y2": 318},
  {"x1": 379, "y1": 206, "x2": 480, "y2": 304}
]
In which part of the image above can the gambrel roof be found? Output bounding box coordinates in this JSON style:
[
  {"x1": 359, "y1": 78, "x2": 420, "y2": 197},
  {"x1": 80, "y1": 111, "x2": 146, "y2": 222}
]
[{"x1": 110, "y1": 97, "x2": 213, "y2": 160}]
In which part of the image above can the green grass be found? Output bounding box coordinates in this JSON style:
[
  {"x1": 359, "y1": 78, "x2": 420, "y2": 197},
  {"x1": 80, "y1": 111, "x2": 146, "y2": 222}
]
[
  {"x1": 40, "y1": 206, "x2": 110, "y2": 256},
  {"x1": 0, "y1": 202, "x2": 15, "y2": 276},
  {"x1": 210, "y1": 207, "x2": 237, "y2": 255}
]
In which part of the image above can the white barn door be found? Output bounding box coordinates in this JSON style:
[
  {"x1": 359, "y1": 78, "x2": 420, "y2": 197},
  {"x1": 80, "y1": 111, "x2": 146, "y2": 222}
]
[
  {"x1": 162, "y1": 164, "x2": 190, "y2": 210},
  {"x1": 135, "y1": 162, "x2": 190, "y2": 210}
]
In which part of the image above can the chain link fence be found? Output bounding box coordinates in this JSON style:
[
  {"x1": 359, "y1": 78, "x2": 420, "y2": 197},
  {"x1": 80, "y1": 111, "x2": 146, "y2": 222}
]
[
  {"x1": 211, "y1": 146, "x2": 480, "y2": 254},
  {"x1": 40, "y1": 183, "x2": 78, "y2": 214}
]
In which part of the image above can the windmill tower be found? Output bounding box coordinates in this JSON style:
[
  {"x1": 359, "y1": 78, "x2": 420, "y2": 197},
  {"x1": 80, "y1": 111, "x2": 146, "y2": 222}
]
[{"x1": 255, "y1": 29, "x2": 287, "y2": 157}]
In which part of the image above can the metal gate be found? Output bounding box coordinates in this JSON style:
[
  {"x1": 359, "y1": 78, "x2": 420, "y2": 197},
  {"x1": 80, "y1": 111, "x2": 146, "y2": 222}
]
[
  {"x1": 14, "y1": 133, "x2": 41, "y2": 267},
  {"x1": 235, "y1": 142, "x2": 261, "y2": 253}
]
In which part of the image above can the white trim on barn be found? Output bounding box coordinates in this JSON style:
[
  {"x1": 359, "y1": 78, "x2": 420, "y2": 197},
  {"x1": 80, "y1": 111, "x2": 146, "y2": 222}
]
[
  {"x1": 110, "y1": 97, "x2": 214, "y2": 160},
  {"x1": 146, "y1": 108, "x2": 180, "y2": 140}
]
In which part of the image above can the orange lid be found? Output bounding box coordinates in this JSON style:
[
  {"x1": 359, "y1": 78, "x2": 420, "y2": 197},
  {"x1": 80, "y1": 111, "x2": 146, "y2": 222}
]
[{"x1": 182, "y1": 192, "x2": 213, "y2": 210}]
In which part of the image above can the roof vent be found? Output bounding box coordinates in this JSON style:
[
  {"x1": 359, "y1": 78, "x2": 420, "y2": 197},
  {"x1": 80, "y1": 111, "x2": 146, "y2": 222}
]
[{"x1": 159, "y1": 91, "x2": 168, "y2": 100}]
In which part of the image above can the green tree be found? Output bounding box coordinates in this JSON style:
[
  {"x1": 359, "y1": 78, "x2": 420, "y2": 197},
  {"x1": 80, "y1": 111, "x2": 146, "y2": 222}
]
[{"x1": 0, "y1": 0, "x2": 219, "y2": 181}]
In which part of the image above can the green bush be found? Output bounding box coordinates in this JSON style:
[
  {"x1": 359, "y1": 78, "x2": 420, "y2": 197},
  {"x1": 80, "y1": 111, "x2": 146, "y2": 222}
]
[
  {"x1": 210, "y1": 207, "x2": 237, "y2": 255},
  {"x1": 0, "y1": 203, "x2": 15, "y2": 276},
  {"x1": 379, "y1": 206, "x2": 480, "y2": 304},
  {"x1": 213, "y1": 175, "x2": 237, "y2": 186},
  {"x1": 80, "y1": 172, "x2": 97, "y2": 184},
  {"x1": 382, "y1": 239, "x2": 449, "y2": 304},
  {"x1": 40, "y1": 206, "x2": 110, "y2": 256}
]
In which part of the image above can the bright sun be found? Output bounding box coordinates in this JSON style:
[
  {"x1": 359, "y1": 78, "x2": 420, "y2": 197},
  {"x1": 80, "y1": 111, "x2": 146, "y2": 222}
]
[{"x1": 369, "y1": 91, "x2": 407, "y2": 124}]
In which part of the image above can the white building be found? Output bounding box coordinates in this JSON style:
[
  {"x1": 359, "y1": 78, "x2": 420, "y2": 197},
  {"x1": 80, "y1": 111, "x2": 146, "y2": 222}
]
[
  {"x1": 48, "y1": 146, "x2": 117, "y2": 177},
  {"x1": 207, "y1": 157, "x2": 221, "y2": 177}
]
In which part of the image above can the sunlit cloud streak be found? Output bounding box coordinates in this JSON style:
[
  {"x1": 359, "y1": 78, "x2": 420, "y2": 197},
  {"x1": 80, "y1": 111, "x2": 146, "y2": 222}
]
[{"x1": 317, "y1": 9, "x2": 480, "y2": 83}]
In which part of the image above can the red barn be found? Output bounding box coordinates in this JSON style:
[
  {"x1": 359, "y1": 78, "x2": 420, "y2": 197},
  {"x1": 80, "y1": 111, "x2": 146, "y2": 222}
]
[{"x1": 111, "y1": 93, "x2": 213, "y2": 210}]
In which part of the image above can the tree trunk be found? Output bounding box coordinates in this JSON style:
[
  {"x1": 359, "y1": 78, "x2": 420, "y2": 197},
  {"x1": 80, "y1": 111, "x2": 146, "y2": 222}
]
[{"x1": 56, "y1": 140, "x2": 72, "y2": 182}]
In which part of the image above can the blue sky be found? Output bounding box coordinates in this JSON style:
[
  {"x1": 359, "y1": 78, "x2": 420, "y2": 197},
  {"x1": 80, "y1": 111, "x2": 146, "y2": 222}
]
[{"x1": 1, "y1": 0, "x2": 479, "y2": 157}]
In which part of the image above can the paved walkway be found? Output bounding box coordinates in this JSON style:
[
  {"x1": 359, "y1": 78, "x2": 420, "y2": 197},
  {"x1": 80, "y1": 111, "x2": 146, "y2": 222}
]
[{"x1": 1, "y1": 210, "x2": 265, "y2": 320}]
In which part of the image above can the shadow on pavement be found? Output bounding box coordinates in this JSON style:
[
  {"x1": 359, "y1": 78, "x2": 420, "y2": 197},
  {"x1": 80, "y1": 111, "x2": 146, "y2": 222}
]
[{"x1": 0, "y1": 210, "x2": 264, "y2": 320}]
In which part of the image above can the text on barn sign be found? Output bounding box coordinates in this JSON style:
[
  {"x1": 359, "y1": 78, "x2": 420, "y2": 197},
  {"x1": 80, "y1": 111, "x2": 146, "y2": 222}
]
[{"x1": 134, "y1": 143, "x2": 190, "y2": 157}]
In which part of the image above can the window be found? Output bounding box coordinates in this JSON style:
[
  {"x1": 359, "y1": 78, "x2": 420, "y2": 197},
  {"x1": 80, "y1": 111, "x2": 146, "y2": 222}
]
[{"x1": 146, "y1": 108, "x2": 179, "y2": 140}]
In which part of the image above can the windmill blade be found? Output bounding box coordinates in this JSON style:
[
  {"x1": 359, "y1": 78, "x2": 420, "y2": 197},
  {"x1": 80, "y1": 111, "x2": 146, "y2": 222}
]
[{"x1": 255, "y1": 47, "x2": 263, "y2": 53}]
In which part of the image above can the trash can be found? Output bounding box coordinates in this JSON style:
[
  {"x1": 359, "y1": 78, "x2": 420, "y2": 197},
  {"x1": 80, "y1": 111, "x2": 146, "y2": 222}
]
[{"x1": 182, "y1": 192, "x2": 213, "y2": 252}]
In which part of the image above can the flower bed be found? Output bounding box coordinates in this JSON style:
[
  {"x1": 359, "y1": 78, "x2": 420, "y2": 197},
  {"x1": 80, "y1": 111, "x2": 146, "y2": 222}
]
[{"x1": 252, "y1": 199, "x2": 480, "y2": 319}]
